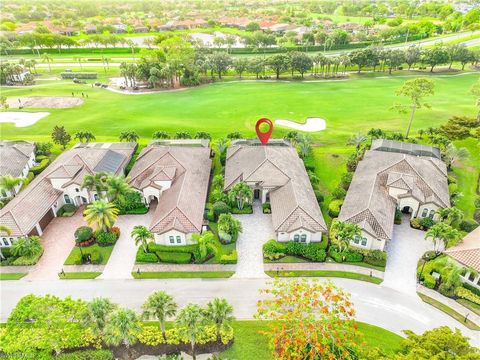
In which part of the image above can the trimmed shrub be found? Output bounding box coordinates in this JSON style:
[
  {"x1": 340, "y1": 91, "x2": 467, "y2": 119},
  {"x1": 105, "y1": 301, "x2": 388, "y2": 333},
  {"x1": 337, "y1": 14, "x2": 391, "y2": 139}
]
[
  {"x1": 220, "y1": 250, "x2": 237, "y2": 264},
  {"x1": 464, "y1": 282, "x2": 480, "y2": 297},
  {"x1": 96, "y1": 231, "x2": 117, "y2": 246},
  {"x1": 263, "y1": 239, "x2": 287, "y2": 258},
  {"x1": 262, "y1": 202, "x2": 271, "y2": 213},
  {"x1": 147, "y1": 243, "x2": 198, "y2": 254},
  {"x1": 329, "y1": 246, "x2": 363, "y2": 263},
  {"x1": 423, "y1": 274, "x2": 437, "y2": 289},
  {"x1": 420, "y1": 217, "x2": 435, "y2": 230},
  {"x1": 455, "y1": 287, "x2": 480, "y2": 305},
  {"x1": 340, "y1": 172, "x2": 353, "y2": 190},
  {"x1": 57, "y1": 204, "x2": 77, "y2": 217},
  {"x1": 331, "y1": 187, "x2": 346, "y2": 200},
  {"x1": 74, "y1": 226, "x2": 93, "y2": 243},
  {"x1": 12, "y1": 249, "x2": 43, "y2": 266},
  {"x1": 90, "y1": 249, "x2": 102, "y2": 264},
  {"x1": 363, "y1": 250, "x2": 387, "y2": 267},
  {"x1": 328, "y1": 200, "x2": 343, "y2": 217},
  {"x1": 135, "y1": 247, "x2": 159, "y2": 263},
  {"x1": 410, "y1": 218, "x2": 422, "y2": 229},
  {"x1": 314, "y1": 190, "x2": 324, "y2": 204},
  {"x1": 157, "y1": 251, "x2": 192, "y2": 264},
  {"x1": 394, "y1": 208, "x2": 402, "y2": 224},
  {"x1": 56, "y1": 349, "x2": 113, "y2": 360},
  {"x1": 213, "y1": 201, "x2": 230, "y2": 218},
  {"x1": 115, "y1": 191, "x2": 147, "y2": 214},
  {"x1": 283, "y1": 241, "x2": 327, "y2": 262},
  {"x1": 30, "y1": 158, "x2": 50, "y2": 175},
  {"x1": 61, "y1": 72, "x2": 98, "y2": 79},
  {"x1": 231, "y1": 206, "x2": 253, "y2": 214},
  {"x1": 459, "y1": 219, "x2": 479, "y2": 232}
]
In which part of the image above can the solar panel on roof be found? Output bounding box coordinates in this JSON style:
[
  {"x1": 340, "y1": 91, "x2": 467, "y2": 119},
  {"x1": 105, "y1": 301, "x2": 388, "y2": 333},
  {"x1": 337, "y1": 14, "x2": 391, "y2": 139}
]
[{"x1": 93, "y1": 150, "x2": 125, "y2": 173}]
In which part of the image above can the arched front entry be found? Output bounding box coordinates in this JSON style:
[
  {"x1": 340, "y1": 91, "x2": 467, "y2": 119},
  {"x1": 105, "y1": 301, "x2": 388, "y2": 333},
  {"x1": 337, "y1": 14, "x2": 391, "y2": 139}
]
[
  {"x1": 146, "y1": 195, "x2": 159, "y2": 205},
  {"x1": 401, "y1": 206, "x2": 412, "y2": 214}
]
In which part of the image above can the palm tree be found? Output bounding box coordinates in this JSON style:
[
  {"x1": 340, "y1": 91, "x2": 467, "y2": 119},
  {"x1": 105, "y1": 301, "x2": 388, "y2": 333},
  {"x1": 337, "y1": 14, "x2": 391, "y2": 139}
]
[
  {"x1": 83, "y1": 132, "x2": 96, "y2": 142},
  {"x1": 0, "y1": 175, "x2": 22, "y2": 197},
  {"x1": 142, "y1": 291, "x2": 177, "y2": 340},
  {"x1": 217, "y1": 213, "x2": 242, "y2": 241},
  {"x1": 296, "y1": 135, "x2": 312, "y2": 158},
  {"x1": 131, "y1": 225, "x2": 154, "y2": 253},
  {"x1": 0, "y1": 225, "x2": 12, "y2": 260},
  {"x1": 425, "y1": 222, "x2": 462, "y2": 254},
  {"x1": 331, "y1": 220, "x2": 361, "y2": 253},
  {"x1": 176, "y1": 304, "x2": 206, "y2": 360},
  {"x1": 206, "y1": 298, "x2": 234, "y2": 340},
  {"x1": 106, "y1": 175, "x2": 131, "y2": 202},
  {"x1": 83, "y1": 297, "x2": 117, "y2": 337},
  {"x1": 284, "y1": 131, "x2": 299, "y2": 145},
  {"x1": 443, "y1": 143, "x2": 470, "y2": 170},
  {"x1": 11, "y1": 236, "x2": 42, "y2": 258},
  {"x1": 152, "y1": 131, "x2": 170, "y2": 139},
  {"x1": 82, "y1": 172, "x2": 108, "y2": 200},
  {"x1": 83, "y1": 200, "x2": 119, "y2": 232},
  {"x1": 104, "y1": 308, "x2": 140, "y2": 348},
  {"x1": 437, "y1": 207, "x2": 464, "y2": 227},
  {"x1": 191, "y1": 231, "x2": 217, "y2": 259},
  {"x1": 41, "y1": 53, "x2": 53, "y2": 72},
  {"x1": 216, "y1": 138, "x2": 228, "y2": 155},
  {"x1": 347, "y1": 133, "x2": 367, "y2": 150},
  {"x1": 227, "y1": 182, "x2": 253, "y2": 210}
]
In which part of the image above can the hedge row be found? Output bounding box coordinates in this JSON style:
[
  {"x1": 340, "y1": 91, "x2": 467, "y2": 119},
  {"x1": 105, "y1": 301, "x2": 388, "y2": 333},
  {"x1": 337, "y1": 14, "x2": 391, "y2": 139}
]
[
  {"x1": 61, "y1": 72, "x2": 98, "y2": 79},
  {"x1": 31, "y1": 158, "x2": 50, "y2": 175},
  {"x1": 220, "y1": 250, "x2": 237, "y2": 264},
  {"x1": 263, "y1": 240, "x2": 327, "y2": 262},
  {"x1": 156, "y1": 251, "x2": 192, "y2": 264},
  {"x1": 135, "y1": 247, "x2": 159, "y2": 263}
]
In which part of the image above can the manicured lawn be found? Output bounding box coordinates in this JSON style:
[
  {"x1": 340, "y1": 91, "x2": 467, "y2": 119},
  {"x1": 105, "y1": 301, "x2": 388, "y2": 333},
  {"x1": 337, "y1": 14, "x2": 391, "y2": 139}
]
[
  {"x1": 265, "y1": 270, "x2": 383, "y2": 284},
  {"x1": 131, "y1": 271, "x2": 235, "y2": 279},
  {"x1": 264, "y1": 255, "x2": 309, "y2": 263},
  {"x1": 58, "y1": 272, "x2": 102, "y2": 279},
  {"x1": 64, "y1": 244, "x2": 114, "y2": 265},
  {"x1": 220, "y1": 320, "x2": 402, "y2": 359},
  {"x1": 457, "y1": 299, "x2": 480, "y2": 316},
  {"x1": 0, "y1": 273, "x2": 27, "y2": 280},
  {"x1": 418, "y1": 292, "x2": 480, "y2": 331}
]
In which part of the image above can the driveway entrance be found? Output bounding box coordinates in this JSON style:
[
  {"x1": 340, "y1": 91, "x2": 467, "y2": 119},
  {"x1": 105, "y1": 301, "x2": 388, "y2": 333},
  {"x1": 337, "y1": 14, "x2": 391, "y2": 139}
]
[
  {"x1": 232, "y1": 202, "x2": 275, "y2": 279},
  {"x1": 382, "y1": 215, "x2": 434, "y2": 295}
]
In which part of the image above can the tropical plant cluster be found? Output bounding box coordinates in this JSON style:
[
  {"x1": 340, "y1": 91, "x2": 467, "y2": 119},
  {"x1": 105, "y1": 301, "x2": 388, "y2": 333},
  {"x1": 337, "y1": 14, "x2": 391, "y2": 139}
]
[{"x1": 0, "y1": 235, "x2": 43, "y2": 266}]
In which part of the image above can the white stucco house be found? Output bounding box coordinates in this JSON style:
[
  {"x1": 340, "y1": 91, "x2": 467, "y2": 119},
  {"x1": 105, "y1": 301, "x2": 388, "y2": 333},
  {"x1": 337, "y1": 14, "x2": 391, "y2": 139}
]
[
  {"x1": 0, "y1": 141, "x2": 36, "y2": 198},
  {"x1": 128, "y1": 140, "x2": 212, "y2": 246},
  {"x1": 0, "y1": 142, "x2": 136, "y2": 246},
  {"x1": 339, "y1": 140, "x2": 450, "y2": 251},
  {"x1": 224, "y1": 139, "x2": 327, "y2": 243}
]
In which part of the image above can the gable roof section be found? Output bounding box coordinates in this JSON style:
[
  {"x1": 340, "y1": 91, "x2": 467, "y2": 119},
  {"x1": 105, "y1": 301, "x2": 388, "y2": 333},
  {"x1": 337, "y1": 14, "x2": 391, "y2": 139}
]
[
  {"x1": 224, "y1": 144, "x2": 327, "y2": 233},
  {"x1": 339, "y1": 149, "x2": 450, "y2": 241},
  {"x1": 0, "y1": 140, "x2": 35, "y2": 177},
  {"x1": 445, "y1": 227, "x2": 480, "y2": 272}
]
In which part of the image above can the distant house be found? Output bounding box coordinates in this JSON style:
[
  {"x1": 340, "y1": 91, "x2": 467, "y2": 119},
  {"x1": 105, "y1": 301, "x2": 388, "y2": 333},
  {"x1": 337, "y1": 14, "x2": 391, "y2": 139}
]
[
  {"x1": 218, "y1": 17, "x2": 250, "y2": 29},
  {"x1": 112, "y1": 23, "x2": 127, "y2": 33},
  {"x1": 128, "y1": 140, "x2": 211, "y2": 246},
  {"x1": 445, "y1": 227, "x2": 480, "y2": 290},
  {"x1": 132, "y1": 20, "x2": 149, "y2": 33},
  {"x1": 0, "y1": 141, "x2": 36, "y2": 198},
  {"x1": 0, "y1": 142, "x2": 136, "y2": 244},
  {"x1": 84, "y1": 23, "x2": 97, "y2": 34},
  {"x1": 339, "y1": 140, "x2": 450, "y2": 251},
  {"x1": 224, "y1": 140, "x2": 327, "y2": 243}
]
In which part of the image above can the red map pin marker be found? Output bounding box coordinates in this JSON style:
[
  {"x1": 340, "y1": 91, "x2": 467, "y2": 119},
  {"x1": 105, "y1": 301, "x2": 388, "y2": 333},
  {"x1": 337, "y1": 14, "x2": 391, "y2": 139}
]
[{"x1": 255, "y1": 118, "x2": 273, "y2": 145}]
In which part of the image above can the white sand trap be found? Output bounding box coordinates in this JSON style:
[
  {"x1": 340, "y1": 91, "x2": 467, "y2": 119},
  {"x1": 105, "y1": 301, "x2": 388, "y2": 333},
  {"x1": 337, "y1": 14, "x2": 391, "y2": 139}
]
[
  {"x1": 275, "y1": 117, "x2": 326, "y2": 132},
  {"x1": 0, "y1": 112, "x2": 50, "y2": 127},
  {"x1": 7, "y1": 96, "x2": 83, "y2": 109}
]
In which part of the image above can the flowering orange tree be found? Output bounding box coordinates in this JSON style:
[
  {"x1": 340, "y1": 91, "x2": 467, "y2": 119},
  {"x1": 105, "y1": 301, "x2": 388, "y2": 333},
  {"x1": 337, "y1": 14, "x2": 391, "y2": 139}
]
[{"x1": 256, "y1": 278, "x2": 359, "y2": 360}]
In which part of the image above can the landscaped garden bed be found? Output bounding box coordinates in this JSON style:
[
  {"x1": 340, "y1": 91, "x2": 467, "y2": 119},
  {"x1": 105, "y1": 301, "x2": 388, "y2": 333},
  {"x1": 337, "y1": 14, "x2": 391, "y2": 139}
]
[{"x1": 0, "y1": 236, "x2": 44, "y2": 266}]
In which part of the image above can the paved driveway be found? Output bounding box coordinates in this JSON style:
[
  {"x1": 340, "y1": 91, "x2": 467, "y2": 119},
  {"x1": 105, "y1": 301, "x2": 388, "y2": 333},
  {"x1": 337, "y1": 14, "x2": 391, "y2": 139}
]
[
  {"x1": 382, "y1": 215, "x2": 434, "y2": 295},
  {"x1": 99, "y1": 204, "x2": 156, "y2": 280},
  {"x1": 232, "y1": 202, "x2": 275, "y2": 279},
  {"x1": 25, "y1": 209, "x2": 85, "y2": 281}
]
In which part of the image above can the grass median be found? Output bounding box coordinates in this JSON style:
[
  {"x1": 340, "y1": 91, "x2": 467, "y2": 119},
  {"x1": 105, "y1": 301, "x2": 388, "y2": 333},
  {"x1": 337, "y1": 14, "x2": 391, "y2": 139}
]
[
  {"x1": 265, "y1": 270, "x2": 383, "y2": 284},
  {"x1": 0, "y1": 273, "x2": 27, "y2": 280},
  {"x1": 132, "y1": 271, "x2": 235, "y2": 279},
  {"x1": 58, "y1": 272, "x2": 102, "y2": 279}
]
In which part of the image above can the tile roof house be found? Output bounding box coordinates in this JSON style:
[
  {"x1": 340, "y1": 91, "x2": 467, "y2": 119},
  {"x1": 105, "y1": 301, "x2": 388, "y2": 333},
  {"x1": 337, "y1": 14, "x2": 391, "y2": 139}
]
[
  {"x1": 445, "y1": 227, "x2": 480, "y2": 290},
  {"x1": 224, "y1": 140, "x2": 327, "y2": 243},
  {"x1": 0, "y1": 141, "x2": 36, "y2": 198},
  {"x1": 0, "y1": 142, "x2": 136, "y2": 245},
  {"x1": 128, "y1": 140, "x2": 212, "y2": 246},
  {"x1": 339, "y1": 141, "x2": 450, "y2": 251}
]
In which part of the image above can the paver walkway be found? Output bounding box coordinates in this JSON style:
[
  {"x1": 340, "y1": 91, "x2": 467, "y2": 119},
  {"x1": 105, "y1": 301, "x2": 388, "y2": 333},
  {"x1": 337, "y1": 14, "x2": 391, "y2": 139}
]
[
  {"x1": 24, "y1": 209, "x2": 85, "y2": 281},
  {"x1": 382, "y1": 215, "x2": 434, "y2": 295},
  {"x1": 232, "y1": 202, "x2": 275, "y2": 278},
  {"x1": 99, "y1": 205, "x2": 156, "y2": 280}
]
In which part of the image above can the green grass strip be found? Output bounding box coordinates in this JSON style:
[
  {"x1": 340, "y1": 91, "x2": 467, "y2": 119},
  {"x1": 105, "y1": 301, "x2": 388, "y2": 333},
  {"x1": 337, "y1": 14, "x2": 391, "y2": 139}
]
[
  {"x1": 265, "y1": 270, "x2": 383, "y2": 284},
  {"x1": 0, "y1": 273, "x2": 27, "y2": 280},
  {"x1": 132, "y1": 271, "x2": 235, "y2": 279},
  {"x1": 58, "y1": 272, "x2": 102, "y2": 279},
  {"x1": 418, "y1": 292, "x2": 480, "y2": 331}
]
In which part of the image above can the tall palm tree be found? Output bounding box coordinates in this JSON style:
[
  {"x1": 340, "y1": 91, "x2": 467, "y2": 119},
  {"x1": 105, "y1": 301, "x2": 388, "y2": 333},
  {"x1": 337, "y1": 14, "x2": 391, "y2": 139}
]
[
  {"x1": 437, "y1": 207, "x2": 464, "y2": 227},
  {"x1": 11, "y1": 236, "x2": 42, "y2": 258},
  {"x1": 191, "y1": 231, "x2": 217, "y2": 259},
  {"x1": 83, "y1": 132, "x2": 96, "y2": 143},
  {"x1": 176, "y1": 304, "x2": 206, "y2": 360},
  {"x1": 425, "y1": 222, "x2": 462, "y2": 254},
  {"x1": 206, "y1": 298, "x2": 234, "y2": 340},
  {"x1": 104, "y1": 308, "x2": 140, "y2": 348},
  {"x1": 216, "y1": 138, "x2": 228, "y2": 155},
  {"x1": 82, "y1": 172, "x2": 108, "y2": 200},
  {"x1": 142, "y1": 291, "x2": 177, "y2": 340},
  {"x1": 0, "y1": 225, "x2": 12, "y2": 260},
  {"x1": 227, "y1": 182, "x2": 253, "y2": 210},
  {"x1": 131, "y1": 225, "x2": 154, "y2": 253},
  {"x1": 347, "y1": 133, "x2": 367, "y2": 150},
  {"x1": 83, "y1": 200, "x2": 119, "y2": 232},
  {"x1": 331, "y1": 221, "x2": 361, "y2": 253},
  {"x1": 296, "y1": 135, "x2": 312, "y2": 158},
  {"x1": 41, "y1": 53, "x2": 53, "y2": 72},
  {"x1": 443, "y1": 143, "x2": 470, "y2": 170},
  {"x1": 83, "y1": 297, "x2": 117, "y2": 337},
  {"x1": 0, "y1": 175, "x2": 22, "y2": 197},
  {"x1": 106, "y1": 175, "x2": 131, "y2": 203}
]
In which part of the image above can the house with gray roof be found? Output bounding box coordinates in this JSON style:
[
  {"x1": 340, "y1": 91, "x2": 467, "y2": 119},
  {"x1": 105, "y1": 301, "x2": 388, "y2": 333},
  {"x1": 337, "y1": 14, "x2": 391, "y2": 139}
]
[
  {"x1": 0, "y1": 140, "x2": 36, "y2": 198},
  {"x1": 339, "y1": 141, "x2": 450, "y2": 251},
  {"x1": 0, "y1": 142, "x2": 136, "y2": 246},
  {"x1": 128, "y1": 140, "x2": 212, "y2": 246},
  {"x1": 224, "y1": 140, "x2": 327, "y2": 243}
]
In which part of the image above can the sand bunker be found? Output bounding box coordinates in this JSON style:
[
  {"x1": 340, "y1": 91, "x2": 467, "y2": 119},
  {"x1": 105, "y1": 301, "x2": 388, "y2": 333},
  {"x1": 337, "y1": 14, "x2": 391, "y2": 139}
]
[
  {"x1": 275, "y1": 117, "x2": 326, "y2": 132},
  {"x1": 0, "y1": 112, "x2": 50, "y2": 127},
  {"x1": 7, "y1": 96, "x2": 83, "y2": 109}
]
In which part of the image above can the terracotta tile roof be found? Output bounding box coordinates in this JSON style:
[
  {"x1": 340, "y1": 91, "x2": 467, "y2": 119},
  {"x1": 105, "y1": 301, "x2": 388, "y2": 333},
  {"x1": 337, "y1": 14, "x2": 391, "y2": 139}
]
[
  {"x1": 129, "y1": 143, "x2": 211, "y2": 235},
  {"x1": 339, "y1": 147, "x2": 450, "y2": 240},
  {"x1": 0, "y1": 140, "x2": 35, "y2": 177},
  {"x1": 0, "y1": 143, "x2": 136, "y2": 236},
  {"x1": 224, "y1": 142, "x2": 327, "y2": 233},
  {"x1": 445, "y1": 227, "x2": 480, "y2": 272}
]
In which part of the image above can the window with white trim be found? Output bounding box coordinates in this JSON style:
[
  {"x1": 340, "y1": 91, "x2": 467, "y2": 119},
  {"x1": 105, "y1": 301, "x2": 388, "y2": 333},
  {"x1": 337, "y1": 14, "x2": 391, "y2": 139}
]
[
  {"x1": 64, "y1": 194, "x2": 71, "y2": 204},
  {"x1": 176, "y1": 236, "x2": 181, "y2": 244},
  {"x1": 421, "y1": 208, "x2": 428, "y2": 217},
  {"x1": 169, "y1": 236, "x2": 175, "y2": 244},
  {"x1": 2, "y1": 238, "x2": 8, "y2": 246},
  {"x1": 293, "y1": 234, "x2": 300, "y2": 242},
  {"x1": 300, "y1": 234, "x2": 307, "y2": 243},
  {"x1": 429, "y1": 210, "x2": 435, "y2": 219},
  {"x1": 353, "y1": 235, "x2": 368, "y2": 247}
]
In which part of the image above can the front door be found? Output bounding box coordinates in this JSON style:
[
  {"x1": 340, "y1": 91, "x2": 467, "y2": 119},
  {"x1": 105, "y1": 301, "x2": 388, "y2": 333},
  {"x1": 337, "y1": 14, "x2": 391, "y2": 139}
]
[{"x1": 254, "y1": 189, "x2": 260, "y2": 200}]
